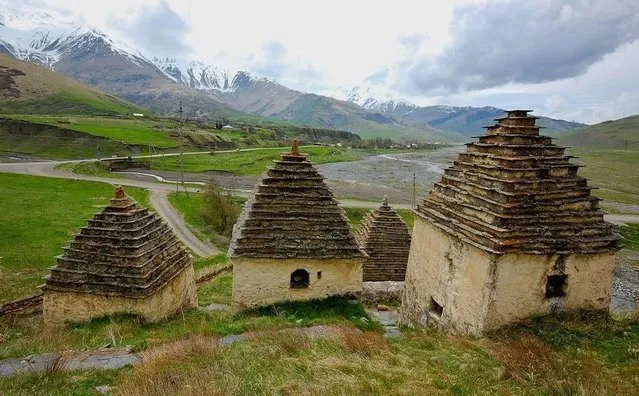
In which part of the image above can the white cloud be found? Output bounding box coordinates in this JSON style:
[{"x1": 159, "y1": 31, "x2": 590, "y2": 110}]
[{"x1": 29, "y1": 0, "x2": 463, "y2": 87}]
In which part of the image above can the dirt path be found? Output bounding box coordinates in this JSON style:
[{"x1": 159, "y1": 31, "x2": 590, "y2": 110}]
[{"x1": 149, "y1": 189, "x2": 218, "y2": 257}]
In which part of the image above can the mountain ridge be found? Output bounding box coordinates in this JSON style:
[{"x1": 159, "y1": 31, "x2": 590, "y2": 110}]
[
  {"x1": 557, "y1": 115, "x2": 639, "y2": 150},
  {"x1": 0, "y1": 5, "x2": 585, "y2": 142},
  {"x1": 0, "y1": 54, "x2": 142, "y2": 115}
]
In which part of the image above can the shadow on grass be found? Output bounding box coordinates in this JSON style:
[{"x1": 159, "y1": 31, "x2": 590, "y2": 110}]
[
  {"x1": 45, "y1": 297, "x2": 382, "y2": 356},
  {"x1": 241, "y1": 296, "x2": 384, "y2": 332}
]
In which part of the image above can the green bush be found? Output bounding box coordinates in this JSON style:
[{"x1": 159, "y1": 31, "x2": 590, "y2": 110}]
[{"x1": 199, "y1": 180, "x2": 241, "y2": 237}]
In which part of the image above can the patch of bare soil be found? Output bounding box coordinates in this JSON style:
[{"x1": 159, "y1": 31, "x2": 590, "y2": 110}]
[{"x1": 0, "y1": 66, "x2": 26, "y2": 99}]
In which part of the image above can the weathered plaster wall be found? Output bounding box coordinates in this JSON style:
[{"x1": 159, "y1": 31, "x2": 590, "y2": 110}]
[
  {"x1": 43, "y1": 266, "x2": 197, "y2": 326},
  {"x1": 399, "y1": 216, "x2": 494, "y2": 334},
  {"x1": 400, "y1": 215, "x2": 617, "y2": 335},
  {"x1": 486, "y1": 252, "x2": 615, "y2": 328},
  {"x1": 232, "y1": 258, "x2": 363, "y2": 312}
]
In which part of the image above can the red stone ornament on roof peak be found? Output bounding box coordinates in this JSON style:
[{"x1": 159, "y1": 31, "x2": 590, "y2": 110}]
[{"x1": 114, "y1": 185, "x2": 125, "y2": 199}]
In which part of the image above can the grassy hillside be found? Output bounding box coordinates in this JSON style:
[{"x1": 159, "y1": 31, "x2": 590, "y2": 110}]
[
  {"x1": 4, "y1": 115, "x2": 177, "y2": 147},
  {"x1": 550, "y1": 116, "x2": 639, "y2": 210},
  {"x1": 150, "y1": 146, "x2": 364, "y2": 175},
  {"x1": 0, "y1": 173, "x2": 148, "y2": 303},
  {"x1": 0, "y1": 122, "x2": 137, "y2": 159},
  {"x1": 0, "y1": 55, "x2": 143, "y2": 115},
  {"x1": 0, "y1": 115, "x2": 301, "y2": 160},
  {"x1": 568, "y1": 148, "x2": 639, "y2": 207},
  {"x1": 0, "y1": 115, "x2": 182, "y2": 159},
  {"x1": 558, "y1": 115, "x2": 639, "y2": 150}
]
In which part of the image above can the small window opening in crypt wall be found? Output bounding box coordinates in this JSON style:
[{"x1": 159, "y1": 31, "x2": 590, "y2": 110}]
[
  {"x1": 290, "y1": 269, "x2": 310, "y2": 288},
  {"x1": 545, "y1": 274, "x2": 568, "y2": 298},
  {"x1": 429, "y1": 297, "x2": 444, "y2": 317}
]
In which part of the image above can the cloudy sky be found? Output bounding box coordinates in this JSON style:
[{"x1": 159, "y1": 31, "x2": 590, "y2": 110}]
[{"x1": 7, "y1": 0, "x2": 639, "y2": 124}]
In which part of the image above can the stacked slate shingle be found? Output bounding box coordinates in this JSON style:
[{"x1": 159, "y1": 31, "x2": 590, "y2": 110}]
[
  {"x1": 43, "y1": 186, "x2": 193, "y2": 298},
  {"x1": 357, "y1": 196, "x2": 412, "y2": 281},
  {"x1": 418, "y1": 110, "x2": 622, "y2": 255},
  {"x1": 229, "y1": 141, "x2": 364, "y2": 260}
]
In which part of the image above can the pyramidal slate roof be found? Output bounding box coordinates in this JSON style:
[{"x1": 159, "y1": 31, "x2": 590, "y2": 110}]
[
  {"x1": 356, "y1": 196, "x2": 412, "y2": 281},
  {"x1": 43, "y1": 186, "x2": 192, "y2": 298},
  {"x1": 228, "y1": 141, "x2": 365, "y2": 259},
  {"x1": 418, "y1": 110, "x2": 622, "y2": 255}
]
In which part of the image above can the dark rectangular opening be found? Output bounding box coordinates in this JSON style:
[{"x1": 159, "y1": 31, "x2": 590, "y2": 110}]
[
  {"x1": 290, "y1": 269, "x2": 310, "y2": 289},
  {"x1": 545, "y1": 274, "x2": 567, "y2": 298},
  {"x1": 429, "y1": 297, "x2": 444, "y2": 317}
]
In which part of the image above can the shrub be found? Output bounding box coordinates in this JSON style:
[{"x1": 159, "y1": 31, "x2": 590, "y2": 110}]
[{"x1": 199, "y1": 180, "x2": 241, "y2": 237}]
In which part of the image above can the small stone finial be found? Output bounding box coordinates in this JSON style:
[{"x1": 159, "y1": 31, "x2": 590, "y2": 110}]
[
  {"x1": 114, "y1": 185, "x2": 125, "y2": 199},
  {"x1": 382, "y1": 194, "x2": 389, "y2": 206},
  {"x1": 291, "y1": 139, "x2": 300, "y2": 155}
]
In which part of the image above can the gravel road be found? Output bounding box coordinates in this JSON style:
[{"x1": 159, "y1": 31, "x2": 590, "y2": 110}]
[{"x1": 149, "y1": 189, "x2": 218, "y2": 257}]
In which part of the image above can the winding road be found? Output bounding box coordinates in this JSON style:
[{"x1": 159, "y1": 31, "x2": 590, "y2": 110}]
[
  {"x1": 149, "y1": 189, "x2": 218, "y2": 257},
  {"x1": 2, "y1": 150, "x2": 639, "y2": 258},
  {"x1": 0, "y1": 158, "x2": 220, "y2": 257}
]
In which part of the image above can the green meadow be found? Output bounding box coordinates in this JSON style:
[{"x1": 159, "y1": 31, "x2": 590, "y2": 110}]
[
  {"x1": 0, "y1": 173, "x2": 148, "y2": 303},
  {"x1": 568, "y1": 148, "x2": 639, "y2": 207},
  {"x1": 151, "y1": 146, "x2": 364, "y2": 175},
  {"x1": 4, "y1": 115, "x2": 178, "y2": 148}
]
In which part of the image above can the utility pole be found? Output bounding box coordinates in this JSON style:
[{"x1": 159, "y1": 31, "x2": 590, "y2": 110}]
[
  {"x1": 412, "y1": 172, "x2": 416, "y2": 210},
  {"x1": 96, "y1": 142, "x2": 101, "y2": 161},
  {"x1": 176, "y1": 101, "x2": 182, "y2": 195},
  {"x1": 177, "y1": 101, "x2": 189, "y2": 197}
]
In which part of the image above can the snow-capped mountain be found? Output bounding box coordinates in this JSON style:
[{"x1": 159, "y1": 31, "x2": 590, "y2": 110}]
[
  {"x1": 327, "y1": 82, "x2": 437, "y2": 118},
  {"x1": 330, "y1": 80, "x2": 586, "y2": 136},
  {"x1": 0, "y1": 4, "x2": 264, "y2": 96},
  {"x1": 341, "y1": 83, "x2": 406, "y2": 110},
  {"x1": 332, "y1": 80, "x2": 489, "y2": 117},
  {"x1": 0, "y1": 4, "x2": 251, "y2": 120},
  {"x1": 0, "y1": 4, "x2": 148, "y2": 68},
  {"x1": 152, "y1": 57, "x2": 241, "y2": 92}
]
